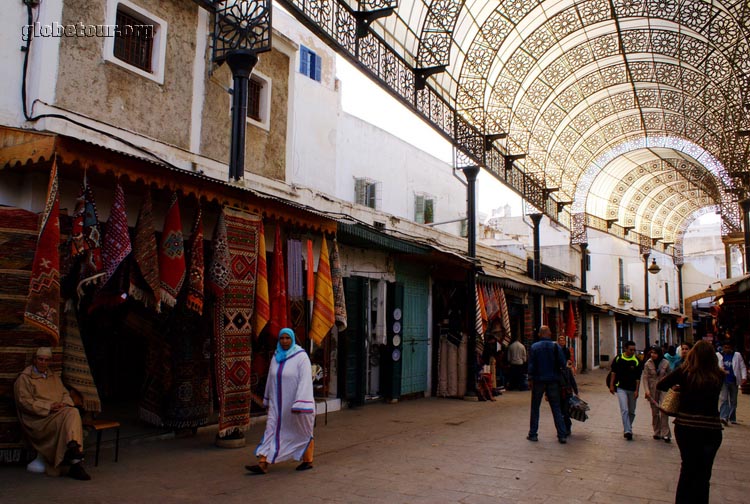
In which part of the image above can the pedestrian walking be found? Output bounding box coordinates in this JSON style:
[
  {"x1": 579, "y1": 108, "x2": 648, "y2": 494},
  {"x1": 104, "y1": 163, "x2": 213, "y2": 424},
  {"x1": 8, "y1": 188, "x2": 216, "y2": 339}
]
[
  {"x1": 507, "y1": 335, "x2": 527, "y2": 391},
  {"x1": 665, "y1": 342, "x2": 691, "y2": 370},
  {"x1": 246, "y1": 328, "x2": 315, "y2": 474},
  {"x1": 643, "y1": 346, "x2": 672, "y2": 442},
  {"x1": 608, "y1": 340, "x2": 643, "y2": 440},
  {"x1": 527, "y1": 326, "x2": 568, "y2": 444},
  {"x1": 716, "y1": 340, "x2": 747, "y2": 425},
  {"x1": 657, "y1": 340, "x2": 725, "y2": 504}
]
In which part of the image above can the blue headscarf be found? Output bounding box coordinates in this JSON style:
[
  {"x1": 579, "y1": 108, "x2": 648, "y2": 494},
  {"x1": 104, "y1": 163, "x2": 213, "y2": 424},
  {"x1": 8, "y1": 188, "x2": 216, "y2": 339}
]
[{"x1": 275, "y1": 328, "x2": 302, "y2": 363}]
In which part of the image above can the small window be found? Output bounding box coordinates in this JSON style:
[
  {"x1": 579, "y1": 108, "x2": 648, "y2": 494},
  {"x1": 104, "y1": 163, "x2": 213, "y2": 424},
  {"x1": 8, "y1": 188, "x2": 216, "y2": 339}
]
[
  {"x1": 114, "y1": 9, "x2": 153, "y2": 72},
  {"x1": 247, "y1": 78, "x2": 262, "y2": 121},
  {"x1": 414, "y1": 194, "x2": 435, "y2": 224},
  {"x1": 104, "y1": 0, "x2": 167, "y2": 84},
  {"x1": 355, "y1": 178, "x2": 380, "y2": 209},
  {"x1": 299, "y1": 46, "x2": 322, "y2": 82}
]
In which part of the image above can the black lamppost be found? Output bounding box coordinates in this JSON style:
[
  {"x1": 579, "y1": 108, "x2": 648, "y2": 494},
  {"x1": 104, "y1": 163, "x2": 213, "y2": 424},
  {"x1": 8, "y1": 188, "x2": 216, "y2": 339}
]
[
  {"x1": 199, "y1": 0, "x2": 272, "y2": 182},
  {"x1": 643, "y1": 253, "x2": 661, "y2": 344}
]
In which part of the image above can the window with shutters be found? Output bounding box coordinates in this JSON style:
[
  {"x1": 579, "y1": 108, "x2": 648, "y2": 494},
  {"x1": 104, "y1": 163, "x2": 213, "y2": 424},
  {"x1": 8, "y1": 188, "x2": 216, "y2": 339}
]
[
  {"x1": 104, "y1": 0, "x2": 167, "y2": 84},
  {"x1": 414, "y1": 193, "x2": 435, "y2": 224},
  {"x1": 299, "y1": 46, "x2": 322, "y2": 82},
  {"x1": 354, "y1": 178, "x2": 381, "y2": 209},
  {"x1": 247, "y1": 79, "x2": 262, "y2": 121}
]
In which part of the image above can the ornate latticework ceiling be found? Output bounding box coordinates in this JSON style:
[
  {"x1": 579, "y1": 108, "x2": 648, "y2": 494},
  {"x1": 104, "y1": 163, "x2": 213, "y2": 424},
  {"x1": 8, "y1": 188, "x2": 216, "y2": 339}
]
[{"x1": 275, "y1": 0, "x2": 750, "y2": 252}]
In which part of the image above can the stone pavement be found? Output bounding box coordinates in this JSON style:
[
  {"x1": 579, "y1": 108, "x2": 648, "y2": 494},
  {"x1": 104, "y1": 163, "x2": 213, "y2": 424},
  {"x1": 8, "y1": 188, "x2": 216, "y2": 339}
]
[{"x1": 2, "y1": 369, "x2": 749, "y2": 503}]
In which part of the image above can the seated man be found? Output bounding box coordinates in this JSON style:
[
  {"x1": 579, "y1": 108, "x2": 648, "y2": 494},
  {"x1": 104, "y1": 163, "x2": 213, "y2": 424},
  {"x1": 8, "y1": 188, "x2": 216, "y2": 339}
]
[{"x1": 14, "y1": 347, "x2": 91, "y2": 480}]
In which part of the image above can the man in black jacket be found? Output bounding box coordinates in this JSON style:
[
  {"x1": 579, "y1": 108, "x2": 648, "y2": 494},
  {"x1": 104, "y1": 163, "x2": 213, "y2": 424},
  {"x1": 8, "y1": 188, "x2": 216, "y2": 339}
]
[{"x1": 609, "y1": 340, "x2": 643, "y2": 440}]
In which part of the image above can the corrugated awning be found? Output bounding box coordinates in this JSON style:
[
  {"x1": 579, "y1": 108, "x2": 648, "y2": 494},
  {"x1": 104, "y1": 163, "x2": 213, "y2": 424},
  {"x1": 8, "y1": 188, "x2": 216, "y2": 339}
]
[
  {"x1": 546, "y1": 283, "x2": 593, "y2": 302},
  {"x1": 478, "y1": 262, "x2": 556, "y2": 296},
  {"x1": 337, "y1": 223, "x2": 431, "y2": 255},
  {"x1": 0, "y1": 126, "x2": 338, "y2": 233},
  {"x1": 589, "y1": 303, "x2": 655, "y2": 323}
]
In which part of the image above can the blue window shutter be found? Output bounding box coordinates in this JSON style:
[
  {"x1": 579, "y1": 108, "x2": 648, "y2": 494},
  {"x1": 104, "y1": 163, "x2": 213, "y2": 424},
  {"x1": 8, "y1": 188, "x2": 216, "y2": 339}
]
[
  {"x1": 314, "y1": 53, "x2": 322, "y2": 82},
  {"x1": 299, "y1": 46, "x2": 309, "y2": 76}
]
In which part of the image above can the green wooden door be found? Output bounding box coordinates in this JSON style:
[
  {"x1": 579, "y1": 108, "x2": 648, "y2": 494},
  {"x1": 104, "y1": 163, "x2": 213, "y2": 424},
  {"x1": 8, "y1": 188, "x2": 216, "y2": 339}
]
[
  {"x1": 397, "y1": 270, "x2": 429, "y2": 395},
  {"x1": 340, "y1": 277, "x2": 367, "y2": 406}
]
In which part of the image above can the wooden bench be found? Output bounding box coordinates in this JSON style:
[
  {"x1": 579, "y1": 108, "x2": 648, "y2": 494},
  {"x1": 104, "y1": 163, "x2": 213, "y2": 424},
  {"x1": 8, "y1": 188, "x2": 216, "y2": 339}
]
[{"x1": 83, "y1": 420, "x2": 120, "y2": 466}]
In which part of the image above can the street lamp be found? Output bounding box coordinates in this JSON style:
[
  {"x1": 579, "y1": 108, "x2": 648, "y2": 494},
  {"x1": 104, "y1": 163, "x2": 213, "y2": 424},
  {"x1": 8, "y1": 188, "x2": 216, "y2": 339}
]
[
  {"x1": 643, "y1": 253, "x2": 660, "y2": 344},
  {"x1": 198, "y1": 0, "x2": 272, "y2": 182}
]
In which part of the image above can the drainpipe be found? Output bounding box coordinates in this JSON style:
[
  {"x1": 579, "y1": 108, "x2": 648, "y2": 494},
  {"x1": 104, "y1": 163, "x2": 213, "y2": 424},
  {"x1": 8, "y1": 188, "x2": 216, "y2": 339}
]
[
  {"x1": 741, "y1": 198, "x2": 750, "y2": 274},
  {"x1": 580, "y1": 243, "x2": 588, "y2": 372},
  {"x1": 530, "y1": 213, "x2": 543, "y2": 335},
  {"x1": 463, "y1": 166, "x2": 480, "y2": 398}
]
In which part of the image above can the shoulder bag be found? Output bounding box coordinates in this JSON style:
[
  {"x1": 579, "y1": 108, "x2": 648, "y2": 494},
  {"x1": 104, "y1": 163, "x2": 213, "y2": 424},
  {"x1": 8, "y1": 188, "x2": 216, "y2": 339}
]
[{"x1": 659, "y1": 388, "x2": 680, "y2": 416}]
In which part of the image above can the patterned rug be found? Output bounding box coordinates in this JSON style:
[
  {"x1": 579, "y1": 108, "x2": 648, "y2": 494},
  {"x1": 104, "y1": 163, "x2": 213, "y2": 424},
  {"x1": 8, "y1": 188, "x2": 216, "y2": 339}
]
[
  {"x1": 100, "y1": 183, "x2": 131, "y2": 288},
  {"x1": 310, "y1": 237, "x2": 334, "y2": 345},
  {"x1": 163, "y1": 304, "x2": 211, "y2": 429},
  {"x1": 287, "y1": 238, "x2": 306, "y2": 348},
  {"x1": 186, "y1": 206, "x2": 204, "y2": 316},
  {"x1": 159, "y1": 193, "x2": 186, "y2": 307},
  {"x1": 61, "y1": 307, "x2": 101, "y2": 413},
  {"x1": 215, "y1": 207, "x2": 260, "y2": 436},
  {"x1": 72, "y1": 175, "x2": 104, "y2": 293},
  {"x1": 268, "y1": 226, "x2": 287, "y2": 339},
  {"x1": 129, "y1": 191, "x2": 160, "y2": 311},
  {"x1": 330, "y1": 239, "x2": 347, "y2": 331},
  {"x1": 0, "y1": 206, "x2": 54, "y2": 463},
  {"x1": 24, "y1": 161, "x2": 61, "y2": 345},
  {"x1": 252, "y1": 220, "x2": 269, "y2": 340}
]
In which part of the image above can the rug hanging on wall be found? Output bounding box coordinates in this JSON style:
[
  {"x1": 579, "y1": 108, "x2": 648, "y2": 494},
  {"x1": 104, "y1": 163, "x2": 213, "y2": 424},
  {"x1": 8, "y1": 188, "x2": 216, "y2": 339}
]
[
  {"x1": 214, "y1": 207, "x2": 261, "y2": 436},
  {"x1": 310, "y1": 237, "x2": 334, "y2": 346},
  {"x1": 159, "y1": 193, "x2": 186, "y2": 307},
  {"x1": 61, "y1": 307, "x2": 101, "y2": 413},
  {"x1": 163, "y1": 304, "x2": 211, "y2": 429},
  {"x1": 185, "y1": 206, "x2": 205, "y2": 316},
  {"x1": 287, "y1": 238, "x2": 306, "y2": 348},
  {"x1": 129, "y1": 191, "x2": 161, "y2": 311},
  {"x1": 72, "y1": 174, "x2": 104, "y2": 293},
  {"x1": 24, "y1": 160, "x2": 61, "y2": 345}
]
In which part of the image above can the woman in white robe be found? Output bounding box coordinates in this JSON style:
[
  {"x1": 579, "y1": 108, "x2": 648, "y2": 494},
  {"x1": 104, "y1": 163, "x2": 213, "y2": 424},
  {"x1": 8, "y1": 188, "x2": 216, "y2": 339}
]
[{"x1": 246, "y1": 328, "x2": 315, "y2": 473}]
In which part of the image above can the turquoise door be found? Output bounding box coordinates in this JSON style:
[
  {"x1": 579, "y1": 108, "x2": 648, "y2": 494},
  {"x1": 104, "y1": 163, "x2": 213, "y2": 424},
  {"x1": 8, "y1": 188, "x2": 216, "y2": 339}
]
[{"x1": 397, "y1": 270, "x2": 429, "y2": 395}]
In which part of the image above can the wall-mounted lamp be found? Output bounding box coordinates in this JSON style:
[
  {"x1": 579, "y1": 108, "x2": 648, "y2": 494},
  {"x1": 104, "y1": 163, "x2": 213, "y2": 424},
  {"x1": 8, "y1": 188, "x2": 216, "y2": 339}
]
[{"x1": 647, "y1": 258, "x2": 661, "y2": 274}]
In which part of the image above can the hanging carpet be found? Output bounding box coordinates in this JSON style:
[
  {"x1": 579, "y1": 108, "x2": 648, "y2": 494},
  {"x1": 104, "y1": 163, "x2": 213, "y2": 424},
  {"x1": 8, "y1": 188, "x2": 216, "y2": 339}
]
[
  {"x1": 330, "y1": 238, "x2": 347, "y2": 331},
  {"x1": 497, "y1": 286, "x2": 512, "y2": 346},
  {"x1": 72, "y1": 175, "x2": 104, "y2": 293},
  {"x1": 24, "y1": 161, "x2": 61, "y2": 345},
  {"x1": 286, "y1": 238, "x2": 306, "y2": 348},
  {"x1": 310, "y1": 237, "x2": 334, "y2": 345},
  {"x1": 129, "y1": 191, "x2": 161, "y2": 311},
  {"x1": 0, "y1": 207, "x2": 39, "y2": 326},
  {"x1": 185, "y1": 206, "x2": 204, "y2": 316},
  {"x1": 163, "y1": 304, "x2": 212, "y2": 429},
  {"x1": 268, "y1": 226, "x2": 288, "y2": 340},
  {"x1": 252, "y1": 219, "x2": 269, "y2": 340},
  {"x1": 61, "y1": 307, "x2": 101, "y2": 413},
  {"x1": 159, "y1": 193, "x2": 186, "y2": 308},
  {"x1": 214, "y1": 207, "x2": 261, "y2": 436},
  {"x1": 99, "y1": 183, "x2": 131, "y2": 288}
]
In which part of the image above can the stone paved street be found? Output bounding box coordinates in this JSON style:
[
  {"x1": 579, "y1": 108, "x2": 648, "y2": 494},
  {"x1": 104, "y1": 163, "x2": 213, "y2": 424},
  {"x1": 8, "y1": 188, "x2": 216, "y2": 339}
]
[{"x1": 2, "y1": 369, "x2": 749, "y2": 503}]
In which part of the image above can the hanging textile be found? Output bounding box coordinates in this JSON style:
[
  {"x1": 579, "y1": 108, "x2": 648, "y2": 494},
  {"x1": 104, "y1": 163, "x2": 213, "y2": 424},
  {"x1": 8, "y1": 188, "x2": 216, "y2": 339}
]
[
  {"x1": 330, "y1": 238, "x2": 347, "y2": 331},
  {"x1": 163, "y1": 304, "x2": 211, "y2": 428},
  {"x1": 24, "y1": 160, "x2": 61, "y2": 344},
  {"x1": 159, "y1": 193, "x2": 186, "y2": 307},
  {"x1": 523, "y1": 306, "x2": 534, "y2": 346},
  {"x1": 129, "y1": 191, "x2": 161, "y2": 311},
  {"x1": 207, "y1": 211, "x2": 230, "y2": 295},
  {"x1": 0, "y1": 207, "x2": 39, "y2": 326},
  {"x1": 474, "y1": 285, "x2": 485, "y2": 355},
  {"x1": 483, "y1": 284, "x2": 499, "y2": 321},
  {"x1": 566, "y1": 301, "x2": 577, "y2": 339},
  {"x1": 286, "y1": 238, "x2": 306, "y2": 348},
  {"x1": 186, "y1": 206, "x2": 204, "y2": 315},
  {"x1": 61, "y1": 307, "x2": 101, "y2": 413},
  {"x1": 252, "y1": 220, "x2": 269, "y2": 339},
  {"x1": 215, "y1": 207, "x2": 261, "y2": 436},
  {"x1": 310, "y1": 237, "x2": 335, "y2": 345},
  {"x1": 99, "y1": 183, "x2": 132, "y2": 288},
  {"x1": 268, "y1": 226, "x2": 288, "y2": 339},
  {"x1": 306, "y1": 239, "x2": 314, "y2": 302},
  {"x1": 72, "y1": 175, "x2": 104, "y2": 293},
  {"x1": 497, "y1": 286, "x2": 512, "y2": 346}
]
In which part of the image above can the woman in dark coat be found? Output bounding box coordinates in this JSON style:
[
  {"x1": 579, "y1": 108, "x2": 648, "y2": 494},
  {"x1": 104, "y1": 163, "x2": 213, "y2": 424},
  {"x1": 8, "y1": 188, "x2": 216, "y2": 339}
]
[{"x1": 657, "y1": 340, "x2": 724, "y2": 504}]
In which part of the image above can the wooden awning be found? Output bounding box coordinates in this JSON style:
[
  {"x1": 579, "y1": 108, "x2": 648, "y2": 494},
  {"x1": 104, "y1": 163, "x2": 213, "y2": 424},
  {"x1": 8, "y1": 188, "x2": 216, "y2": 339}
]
[{"x1": 0, "y1": 126, "x2": 337, "y2": 233}]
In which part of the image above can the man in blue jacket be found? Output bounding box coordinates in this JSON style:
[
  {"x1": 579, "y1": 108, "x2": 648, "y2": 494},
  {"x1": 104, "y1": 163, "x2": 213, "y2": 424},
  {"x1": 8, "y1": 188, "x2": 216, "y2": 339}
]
[{"x1": 527, "y1": 325, "x2": 568, "y2": 444}]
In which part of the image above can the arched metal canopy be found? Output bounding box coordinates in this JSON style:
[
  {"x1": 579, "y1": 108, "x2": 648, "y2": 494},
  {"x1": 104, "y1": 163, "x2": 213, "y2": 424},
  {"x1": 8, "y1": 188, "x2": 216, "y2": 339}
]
[{"x1": 275, "y1": 0, "x2": 750, "y2": 254}]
